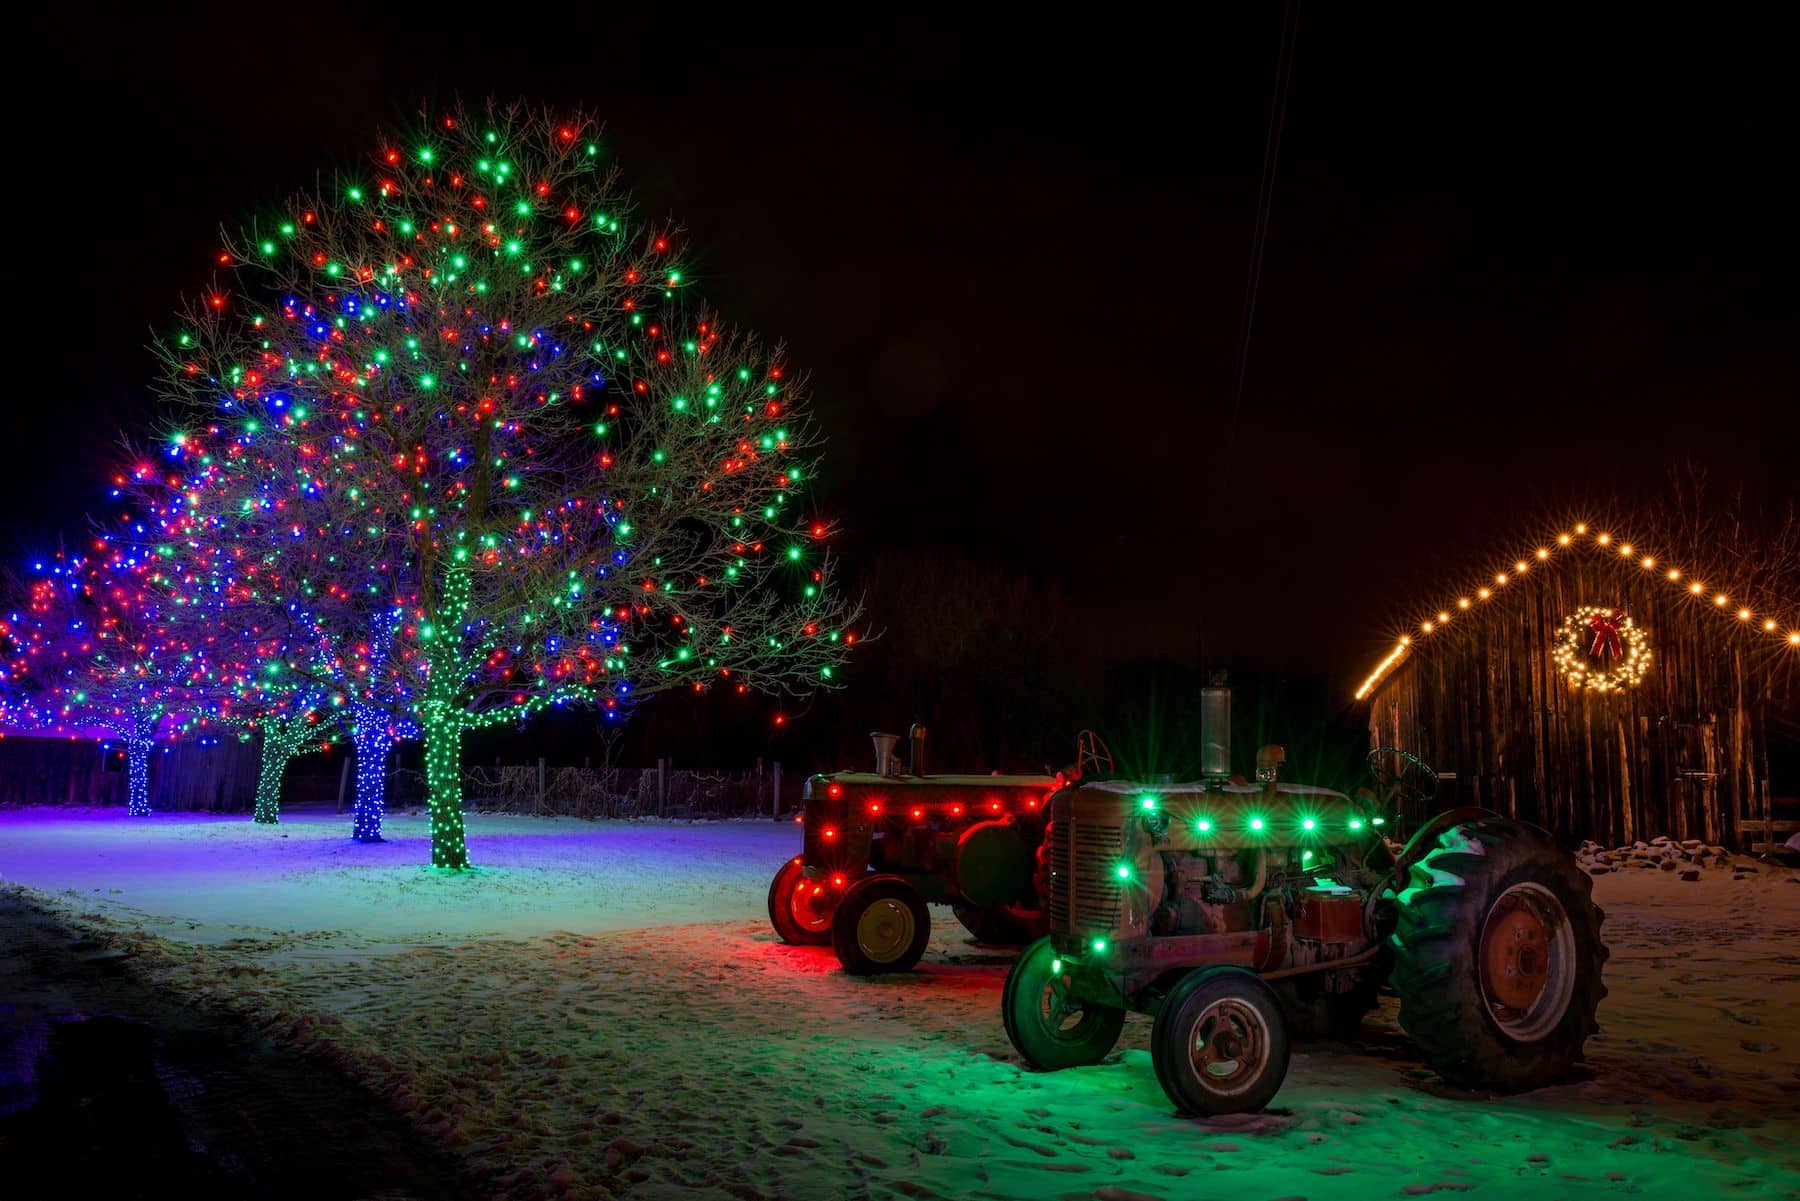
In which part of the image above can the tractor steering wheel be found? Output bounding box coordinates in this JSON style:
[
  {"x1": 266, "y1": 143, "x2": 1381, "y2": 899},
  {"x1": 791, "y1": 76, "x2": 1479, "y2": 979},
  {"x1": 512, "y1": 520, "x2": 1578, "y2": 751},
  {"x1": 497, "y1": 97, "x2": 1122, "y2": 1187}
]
[
  {"x1": 1076, "y1": 730, "x2": 1115, "y2": 781},
  {"x1": 1366, "y1": 746, "x2": 1440, "y2": 811}
]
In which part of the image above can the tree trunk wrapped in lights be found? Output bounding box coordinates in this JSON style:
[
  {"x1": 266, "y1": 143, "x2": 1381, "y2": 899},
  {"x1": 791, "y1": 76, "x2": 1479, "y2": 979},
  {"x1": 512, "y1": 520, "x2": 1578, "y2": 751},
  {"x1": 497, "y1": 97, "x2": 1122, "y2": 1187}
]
[
  {"x1": 248, "y1": 697, "x2": 329, "y2": 825},
  {"x1": 348, "y1": 700, "x2": 406, "y2": 843},
  {"x1": 122, "y1": 709, "x2": 159, "y2": 818},
  {"x1": 144, "y1": 101, "x2": 860, "y2": 866}
]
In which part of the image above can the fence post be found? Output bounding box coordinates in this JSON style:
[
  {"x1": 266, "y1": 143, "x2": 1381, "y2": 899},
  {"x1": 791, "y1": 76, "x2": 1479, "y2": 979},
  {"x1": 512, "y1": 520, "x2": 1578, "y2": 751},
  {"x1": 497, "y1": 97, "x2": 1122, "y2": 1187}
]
[
  {"x1": 337, "y1": 755, "x2": 352, "y2": 813},
  {"x1": 537, "y1": 756, "x2": 546, "y2": 807},
  {"x1": 772, "y1": 761, "x2": 782, "y2": 818},
  {"x1": 656, "y1": 758, "x2": 667, "y2": 817}
]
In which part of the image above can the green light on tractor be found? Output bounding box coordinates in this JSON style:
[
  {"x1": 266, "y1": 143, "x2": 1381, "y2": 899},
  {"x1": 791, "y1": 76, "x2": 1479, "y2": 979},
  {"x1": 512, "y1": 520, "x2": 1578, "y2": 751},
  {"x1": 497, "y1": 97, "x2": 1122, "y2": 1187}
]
[
  {"x1": 1115, "y1": 863, "x2": 1131, "y2": 880},
  {"x1": 1050, "y1": 958, "x2": 1062, "y2": 976},
  {"x1": 1302, "y1": 849, "x2": 1314, "y2": 862},
  {"x1": 1091, "y1": 938, "x2": 1107, "y2": 954},
  {"x1": 1249, "y1": 817, "x2": 1265, "y2": 832},
  {"x1": 1372, "y1": 817, "x2": 1386, "y2": 826},
  {"x1": 1301, "y1": 817, "x2": 1317, "y2": 831},
  {"x1": 1195, "y1": 818, "x2": 1213, "y2": 833},
  {"x1": 1349, "y1": 818, "x2": 1364, "y2": 831},
  {"x1": 1140, "y1": 795, "x2": 1158, "y2": 810}
]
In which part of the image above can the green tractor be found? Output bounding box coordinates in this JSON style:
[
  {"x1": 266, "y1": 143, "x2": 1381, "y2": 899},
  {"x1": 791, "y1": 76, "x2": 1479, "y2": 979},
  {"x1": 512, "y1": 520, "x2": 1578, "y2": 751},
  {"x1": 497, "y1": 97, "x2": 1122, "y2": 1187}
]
[{"x1": 1003, "y1": 686, "x2": 1608, "y2": 1115}]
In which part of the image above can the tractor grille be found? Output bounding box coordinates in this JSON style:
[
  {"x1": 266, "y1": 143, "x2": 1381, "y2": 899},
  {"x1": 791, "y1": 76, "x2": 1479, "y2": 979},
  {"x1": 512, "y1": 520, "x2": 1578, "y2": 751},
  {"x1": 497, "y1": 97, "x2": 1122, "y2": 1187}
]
[{"x1": 1043, "y1": 794, "x2": 1124, "y2": 934}]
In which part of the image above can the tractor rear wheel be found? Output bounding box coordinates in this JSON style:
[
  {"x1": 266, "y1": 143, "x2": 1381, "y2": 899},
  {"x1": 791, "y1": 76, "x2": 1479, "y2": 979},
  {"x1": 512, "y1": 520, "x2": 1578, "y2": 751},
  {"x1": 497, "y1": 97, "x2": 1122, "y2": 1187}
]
[
  {"x1": 1390, "y1": 819, "x2": 1607, "y2": 1091},
  {"x1": 1151, "y1": 966, "x2": 1290, "y2": 1115},
  {"x1": 1002, "y1": 937, "x2": 1125, "y2": 1069},
  {"x1": 952, "y1": 903, "x2": 1045, "y2": 946},
  {"x1": 831, "y1": 875, "x2": 931, "y2": 974},
  {"x1": 767, "y1": 858, "x2": 840, "y2": 946}
]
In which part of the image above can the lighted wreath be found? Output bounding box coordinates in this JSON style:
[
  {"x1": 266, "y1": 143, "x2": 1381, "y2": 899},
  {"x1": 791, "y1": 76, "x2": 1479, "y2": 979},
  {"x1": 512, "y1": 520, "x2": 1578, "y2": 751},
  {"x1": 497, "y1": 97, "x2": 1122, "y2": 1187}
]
[{"x1": 1552, "y1": 605, "x2": 1651, "y2": 691}]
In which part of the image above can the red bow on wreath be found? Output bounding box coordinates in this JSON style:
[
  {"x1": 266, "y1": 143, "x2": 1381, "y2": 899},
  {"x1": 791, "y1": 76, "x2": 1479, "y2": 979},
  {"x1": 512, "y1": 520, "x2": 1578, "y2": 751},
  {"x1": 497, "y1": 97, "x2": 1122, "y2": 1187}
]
[{"x1": 1589, "y1": 609, "x2": 1625, "y2": 661}]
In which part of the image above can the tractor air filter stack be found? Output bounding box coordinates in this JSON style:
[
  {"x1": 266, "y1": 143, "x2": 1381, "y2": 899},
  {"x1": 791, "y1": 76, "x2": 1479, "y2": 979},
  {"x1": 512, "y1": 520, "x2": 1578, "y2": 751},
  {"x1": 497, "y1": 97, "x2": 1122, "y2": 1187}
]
[
  {"x1": 871, "y1": 732, "x2": 900, "y2": 775},
  {"x1": 909, "y1": 724, "x2": 928, "y2": 777},
  {"x1": 1201, "y1": 686, "x2": 1232, "y2": 778}
]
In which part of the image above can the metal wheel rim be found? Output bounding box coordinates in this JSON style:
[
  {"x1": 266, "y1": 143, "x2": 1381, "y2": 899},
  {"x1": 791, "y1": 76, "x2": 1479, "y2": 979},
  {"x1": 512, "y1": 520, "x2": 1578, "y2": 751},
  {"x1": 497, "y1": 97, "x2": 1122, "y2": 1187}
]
[
  {"x1": 789, "y1": 877, "x2": 837, "y2": 933},
  {"x1": 1186, "y1": 998, "x2": 1270, "y2": 1096},
  {"x1": 1035, "y1": 973, "x2": 1099, "y2": 1042},
  {"x1": 1478, "y1": 881, "x2": 1576, "y2": 1041},
  {"x1": 856, "y1": 897, "x2": 916, "y2": 962}
]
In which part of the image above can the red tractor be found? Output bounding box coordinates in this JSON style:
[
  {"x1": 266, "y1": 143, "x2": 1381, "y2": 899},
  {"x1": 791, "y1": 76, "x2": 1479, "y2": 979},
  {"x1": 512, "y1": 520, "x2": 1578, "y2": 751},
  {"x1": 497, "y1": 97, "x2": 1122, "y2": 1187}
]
[
  {"x1": 1003, "y1": 687, "x2": 1608, "y2": 1115},
  {"x1": 768, "y1": 728, "x2": 1108, "y2": 974}
]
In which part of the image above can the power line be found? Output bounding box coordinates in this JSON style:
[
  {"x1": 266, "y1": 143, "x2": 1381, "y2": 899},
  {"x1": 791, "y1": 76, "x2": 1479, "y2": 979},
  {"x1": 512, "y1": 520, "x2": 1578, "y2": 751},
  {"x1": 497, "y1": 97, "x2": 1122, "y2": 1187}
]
[{"x1": 1224, "y1": 0, "x2": 1301, "y2": 462}]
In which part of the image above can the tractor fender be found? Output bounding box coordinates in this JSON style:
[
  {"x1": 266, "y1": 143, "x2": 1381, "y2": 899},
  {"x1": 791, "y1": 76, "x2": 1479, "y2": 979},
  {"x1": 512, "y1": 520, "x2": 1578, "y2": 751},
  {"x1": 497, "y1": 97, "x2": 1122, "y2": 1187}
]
[{"x1": 1393, "y1": 808, "x2": 1556, "y2": 878}]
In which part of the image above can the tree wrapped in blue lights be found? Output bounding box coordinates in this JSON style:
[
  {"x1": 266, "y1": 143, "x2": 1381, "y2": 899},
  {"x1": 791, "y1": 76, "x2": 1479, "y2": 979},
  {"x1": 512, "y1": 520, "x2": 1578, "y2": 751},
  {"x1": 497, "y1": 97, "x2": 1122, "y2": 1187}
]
[{"x1": 152, "y1": 102, "x2": 858, "y2": 866}]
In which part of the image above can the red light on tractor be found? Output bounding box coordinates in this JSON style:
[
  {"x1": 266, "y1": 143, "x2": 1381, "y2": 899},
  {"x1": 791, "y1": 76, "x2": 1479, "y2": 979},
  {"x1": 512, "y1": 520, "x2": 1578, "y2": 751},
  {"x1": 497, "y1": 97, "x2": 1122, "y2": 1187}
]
[
  {"x1": 1026, "y1": 798, "x2": 1039, "y2": 810},
  {"x1": 950, "y1": 804, "x2": 963, "y2": 817},
  {"x1": 989, "y1": 800, "x2": 1002, "y2": 813},
  {"x1": 867, "y1": 801, "x2": 883, "y2": 815},
  {"x1": 821, "y1": 827, "x2": 837, "y2": 841},
  {"x1": 827, "y1": 784, "x2": 842, "y2": 799},
  {"x1": 830, "y1": 874, "x2": 845, "y2": 888},
  {"x1": 910, "y1": 807, "x2": 924, "y2": 820}
]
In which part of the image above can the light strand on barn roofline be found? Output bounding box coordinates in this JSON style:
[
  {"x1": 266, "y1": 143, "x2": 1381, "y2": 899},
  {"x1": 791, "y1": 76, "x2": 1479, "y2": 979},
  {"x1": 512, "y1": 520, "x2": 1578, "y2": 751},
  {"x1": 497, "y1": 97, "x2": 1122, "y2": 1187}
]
[{"x1": 1354, "y1": 521, "x2": 1798, "y2": 701}]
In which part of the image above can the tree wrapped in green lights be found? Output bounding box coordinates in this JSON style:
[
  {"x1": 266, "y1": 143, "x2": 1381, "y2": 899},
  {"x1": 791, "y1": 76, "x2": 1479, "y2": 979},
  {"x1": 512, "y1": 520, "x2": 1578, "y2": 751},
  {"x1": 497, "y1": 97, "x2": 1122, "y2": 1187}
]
[{"x1": 156, "y1": 102, "x2": 856, "y2": 867}]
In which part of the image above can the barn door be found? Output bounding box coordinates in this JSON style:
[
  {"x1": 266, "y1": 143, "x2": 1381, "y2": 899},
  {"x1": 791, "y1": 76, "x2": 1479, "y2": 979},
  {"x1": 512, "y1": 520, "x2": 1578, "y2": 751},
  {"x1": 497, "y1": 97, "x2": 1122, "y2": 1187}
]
[{"x1": 1672, "y1": 717, "x2": 1722, "y2": 846}]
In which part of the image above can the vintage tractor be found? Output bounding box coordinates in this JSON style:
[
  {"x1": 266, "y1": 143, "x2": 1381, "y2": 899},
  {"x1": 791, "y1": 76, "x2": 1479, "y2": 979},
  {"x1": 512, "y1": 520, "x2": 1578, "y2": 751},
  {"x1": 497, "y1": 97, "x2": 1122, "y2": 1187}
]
[
  {"x1": 768, "y1": 727, "x2": 1109, "y2": 974},
  {"x1": 1003, "y1": 686, "x2": 1608, "y2": 1115}
]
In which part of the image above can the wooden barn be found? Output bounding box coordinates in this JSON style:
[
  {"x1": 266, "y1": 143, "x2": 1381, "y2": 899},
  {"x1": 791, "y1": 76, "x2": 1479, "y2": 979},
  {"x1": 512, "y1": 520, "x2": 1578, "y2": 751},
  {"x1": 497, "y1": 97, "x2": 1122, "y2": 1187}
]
[{"x1": 1354, "y1": 519, "x2": 1799, "y2": 850}]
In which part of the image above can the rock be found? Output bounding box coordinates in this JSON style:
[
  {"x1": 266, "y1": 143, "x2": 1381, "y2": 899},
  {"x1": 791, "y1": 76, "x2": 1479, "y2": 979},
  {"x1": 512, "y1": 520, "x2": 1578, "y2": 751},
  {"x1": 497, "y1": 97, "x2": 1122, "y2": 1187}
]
[
  {"x1": 1681, "y1": 839, "x2": 1703, "y2": 851},
  {"x1": 1651, "y1": 835, "x2": 1672, "y2": 846},
  {"x1": 1679, "y1": 869, "x2": 1701, "y2": 881},
  {"x1": 1659, "y1": 859, "x2": 1678, "y2": 871},
  {"x1": 1586, "y1": 865, "x2": 1611, "y2": 875},
  {"x1": 1737, "y1": 863, "x2": 1760, "y2": 874}
]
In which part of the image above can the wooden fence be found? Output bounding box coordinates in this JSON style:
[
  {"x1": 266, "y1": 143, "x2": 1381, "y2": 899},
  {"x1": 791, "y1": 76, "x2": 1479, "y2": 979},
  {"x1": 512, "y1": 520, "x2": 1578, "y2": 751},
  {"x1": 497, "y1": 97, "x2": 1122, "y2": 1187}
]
[{"x1": 0, "y1": 734, "x2": 799, "y2": 820}]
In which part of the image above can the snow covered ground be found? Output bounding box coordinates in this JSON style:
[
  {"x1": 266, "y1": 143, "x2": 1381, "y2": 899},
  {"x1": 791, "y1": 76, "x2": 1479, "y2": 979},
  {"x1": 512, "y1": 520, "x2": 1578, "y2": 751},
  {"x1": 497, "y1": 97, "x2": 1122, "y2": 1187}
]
[{"x1": 3, "y1": 806, "x2": 1796, "y2": 1201}]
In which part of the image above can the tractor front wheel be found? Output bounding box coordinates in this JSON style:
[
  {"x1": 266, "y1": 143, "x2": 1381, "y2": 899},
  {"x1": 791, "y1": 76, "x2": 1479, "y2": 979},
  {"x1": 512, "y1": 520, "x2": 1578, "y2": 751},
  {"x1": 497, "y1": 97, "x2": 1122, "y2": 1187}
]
[
  {"x1": 1002, "y1": 937, "x2": 1126, "y2": 1070},
  {"x1": 831, "y1": 875, "x2": 931, "y2": 974},
  {"x1": 1151, "y1": 966, "x2": 1291, "y2": 1115},
  {"x1": 1390, "y1": 819, "x2": 1607, "y2": 1091},
  {"x1": 767, "y1": 858, "x2": 842, "y2": 946}
]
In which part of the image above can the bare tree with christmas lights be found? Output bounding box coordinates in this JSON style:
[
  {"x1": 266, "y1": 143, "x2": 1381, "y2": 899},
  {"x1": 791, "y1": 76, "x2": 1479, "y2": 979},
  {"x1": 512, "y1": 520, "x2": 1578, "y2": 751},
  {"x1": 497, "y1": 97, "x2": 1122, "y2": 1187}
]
[
  {"x1": 154, "y1": 101, "x2": 857, "y2": 866},
  {"x1": 113, "y1": 428, "x2": 418, "y2": 838},
  {"x1": 0, "y1": 548, "x2": 227, "y2": 815}
]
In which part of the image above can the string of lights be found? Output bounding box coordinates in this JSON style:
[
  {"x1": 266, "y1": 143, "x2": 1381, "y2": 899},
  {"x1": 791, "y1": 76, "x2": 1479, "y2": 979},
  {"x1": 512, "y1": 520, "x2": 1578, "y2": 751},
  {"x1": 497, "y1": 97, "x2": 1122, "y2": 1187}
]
[{"x1": 1355, "y1": 521, "x2": 1798, "y2": 701}]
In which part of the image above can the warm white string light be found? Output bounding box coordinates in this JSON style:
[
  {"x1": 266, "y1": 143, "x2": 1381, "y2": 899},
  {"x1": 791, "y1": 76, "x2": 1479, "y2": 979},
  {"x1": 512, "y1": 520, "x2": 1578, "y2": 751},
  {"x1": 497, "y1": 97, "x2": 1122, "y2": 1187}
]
[{"x1": 1354, "y1": 521, "x2": 1797, "y2": 700}]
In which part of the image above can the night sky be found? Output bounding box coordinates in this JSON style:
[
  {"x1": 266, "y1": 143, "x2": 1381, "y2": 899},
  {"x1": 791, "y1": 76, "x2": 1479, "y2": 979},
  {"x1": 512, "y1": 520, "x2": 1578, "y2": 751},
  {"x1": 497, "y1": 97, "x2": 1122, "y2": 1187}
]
[{"x1": 9, "y1": 11, "x2": 1796, "y2": 704}]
